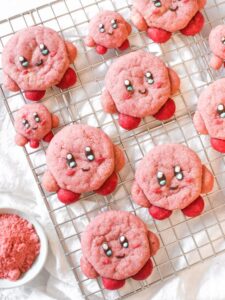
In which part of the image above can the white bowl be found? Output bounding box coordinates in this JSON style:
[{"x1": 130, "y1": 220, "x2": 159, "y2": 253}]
[{"x1": 0, "y1": 207, "x2": 48, "y2": 289}]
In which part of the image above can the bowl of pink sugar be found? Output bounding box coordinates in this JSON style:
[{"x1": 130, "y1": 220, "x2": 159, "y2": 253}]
[{"x1": 0, "y1": 207, "x2": 48, "y2": 288}]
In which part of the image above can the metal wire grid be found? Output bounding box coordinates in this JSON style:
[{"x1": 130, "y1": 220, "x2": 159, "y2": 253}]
[{"x1": 1, "y1": 0, "x2": 225, "y2": 299}]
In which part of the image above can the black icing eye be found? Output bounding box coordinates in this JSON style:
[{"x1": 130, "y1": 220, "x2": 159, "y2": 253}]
[
  {"x1": 111, "y1": 19, "x2": 118, "y2": 29},
  {"x1": 221, "y1": 37, "x2": 225, "y2": 45},
  {"x1": 99, "y1": 24, "x2": 105, "y2": 33},
  {"x1": 40, "y1": 44, "x2": 49, "y2": 56},
  {"x1": 152, "y1": 0, "x2": 162, "y2": 7},
  {"x1": 174, "y1": 165, "x2": 184, "y2": 181},
  {"x1": 19, "y1": 56, "x2": 29, "y2": 68},
  {"x1": 124, "y1": 80, "x2": 134, "y2": 92},
  {"x1": 102, "y1": 242, "x2": 112, "y2": 257},
  {"x1": 217, "y1": 104, "x2": 225, "y2": 118},
  {"x1": 85, "y1": 147, "x2": 95, "y2": 161},
  {"x1": 66, "y1": 153, "x2": 77, "y2": 168},
  {"x1": 157, "y1": 171, "x2": 166, "y2": 186},
  {"x1": 145, "y1": 71, "x2": 154, "y2": 85},
  {"x1": 33, "y1": 112, "x2": 41, "y2": 123},
  {"x1": 119, "y1": 236, "x2": 129, "y2": 248},
  {"x1": 22, "y1": 119, "x2": 30, "y2": 129}
]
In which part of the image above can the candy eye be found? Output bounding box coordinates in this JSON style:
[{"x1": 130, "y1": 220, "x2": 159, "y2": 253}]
[
  {"x1": 217, "y1": 104, "x2": 225, "y2": 118},
  {"x1": 145, "y1": 71, "x2": 154, "y2": 85},
  {"x1": 119, "y1": 236, "x2": 129, "y2": 248},
  {"x1": 33, "y1": 112, "x2": 41, "y2": 123},
  {"x1": 99, "y1": 24, "x2": 105, "y2": 33},
  {"x1": 66, "y1": 153, "x2": 77, "y2": 168},
  {"x1": 19, "y1": 56, "x2": 29, "y2": 68},
  {"x1": 22, "y1": 119, "x2": 30, "y2": 129},
  {"x1": 85, "y1": 147, "x2": 95, "y2": 161},
  {"x1": 102, "y1": 242, "x2": 112, "y2": 257},
  {"x1": 152, "y1": 0, "x2": 162, "y2": 7},
  {"x1": 111, "y1": 19, "x2": 118, "y2": 29},
  {"x1": 157, "y1": 171, "x2": 166, "y2": 186},
  {"x1": 40, "y1": 44, "x2": 49, "y2": 56},
  {"x1": 124, "y1": 79, "x2": 134, "y2": 92},
  {"x1": 174, "y1": 165, "x2": 184, "y2": 181},
  {"x1": 221, "y1": 37, "x2": 225, "y2": 45}
]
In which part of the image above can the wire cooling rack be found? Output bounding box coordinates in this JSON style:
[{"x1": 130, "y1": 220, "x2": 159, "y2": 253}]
[{"x1": 1, "y1": 0, "x2": 225, "y2": 299}]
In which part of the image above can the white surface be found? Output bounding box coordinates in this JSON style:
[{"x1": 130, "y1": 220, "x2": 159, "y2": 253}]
[{"x1": 1, "y1": 1, "x2": 225, "y2": 300}]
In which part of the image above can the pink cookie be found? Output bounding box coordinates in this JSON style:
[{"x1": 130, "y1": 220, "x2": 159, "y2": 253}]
[
  {"x1": 14, "y1": 103, "x2": 59, "y2": 149},
  {"x1": 85, "y1": 10, "x2": 132, "y2": 55},
  {"x1": 101, "y1": 50, "x2": 180, "y2": 130},
  {"x1": 193, "y1": 79, "x2": 225, "y2": 153},
  {"x1": 209, "y1": 25, "x2": 225, "y2": 70},
  {"x1": 2, "y1": 26, "x2": 77, "y2": 101},
  {"x1": 131, "y1": 144, "x2": 214, "y2": 220},
  {"x1": 42, "y1": 124, "x2": 125, "y2": 204},
  {"x1": 131, "y1": 0, "x2": 205, "y2": 43},
  {"x1": 80, "y1": 210, "x2": 160, "y2": 290}
]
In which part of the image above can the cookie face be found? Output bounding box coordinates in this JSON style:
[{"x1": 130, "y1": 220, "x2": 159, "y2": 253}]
[
  {"x1": 81, "y1": 211, "x2": 151, "y2": 280},
  {"x1": 134, "y1": 144, "x2": 203, "y2": 210},
  {"x1": 88, "y1": 11, "x2": 131, "y2": 49},
  {"x1": 209, "y1": 25, "x2": 225, "y2": 60},
  {"x1": 14, "y1": 104, "x2": 53, "y2": 141},
  {"x1": 2, "y1": 26, "x2": 70, "y2": 91},
  {"x1": 45, "y1": 124, "x2": 115, "y2": 193},
  {"x1": 104, "y1": 50, "x2": 172, "y2": 118}
]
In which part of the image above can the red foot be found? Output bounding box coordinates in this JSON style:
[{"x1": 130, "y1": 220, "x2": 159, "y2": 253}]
[
  {"x1": 147, "y1": 27, "x2": 172, "y2": 43},
  {"x1": 180, "y1": 12, "x2": 204, "y2": 36},
  {"x1": 95, "y1": 172, "x2": 118, "y2": 196},
  {"x1": 57, "y1": 189, "x2": 80, "y2": 204},
  {"x1": 182, "y1": 196, "x2": 204, "y2": 217},
  {"x1": 132, "y1": 259, "x2": 153, "y2": 281},
  {"x1": 43, "y1": 131, "x2": 54, "y2": 143},
  {"x1": 24, "y1": 90, "x2": 46, "y2": 101},
  {"x1": 154, "y1": 98, "x2": 176, "y2": 121},
  {"x1": 96, "y1": 45, "x2": 108, "y2": 55},
  {"x1": 210, "y1": 137, "x2": 225, "y2": 153},
  {"x1": 118, "y1": 39, "x2": 130, "y2": 51},
  {"x1": 118, "y1": 113, "x2": 141, "y2": 130},
  {"x1": 29, "y1": 139, "x2": 40, "y2": 148},
  {"x1": 56, "y1": 68, "x2": 77, "y2": 89},
  {"x1": 149, "y1": 206, "x2": 172, "y2": 220},
  {"x1": 102, "y1": 277, "x2": 125, "y2": 290}
]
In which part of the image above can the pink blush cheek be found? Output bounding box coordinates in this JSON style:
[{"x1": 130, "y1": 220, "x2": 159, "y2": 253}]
[
  {"x1": 122, "y1": 92, "x2": 132, "y2": 100},
  {"x1": 41, "y1": 120, "x2": 46, "y2": 126},
  {"x1": 102, "y1": 258, "x2": 111, "y2": 265},
  {"x1": 155, "y1": 81, "x2": 162, "y2": 89},
  {"x1": 66, "y1": 169, "x2": 76, "y2": 176},
  {"x1": 152, "y1": 8, "x2": 161, "y2": 14},
  {"x1": 50, "y1": 51, "x2": 57, "y2": 57},
  {"x1": 185, "y1": 177, "x2": 194, "y2": 184},
  {"x1": 214, "y1": 119, "x2": 224, "y2": 125},
  {"x1": 131, "y1": 242, "x2": 141, "y2": 249},
  {"x1": 183, "y1": 0, "x2": 189, "y2": 3},
  {"x1": 22, "y1": 70, "x2": 28, "y2": 75},
  {"x1": 96, "y1": 157, "x2": 105, "y2": 164},
  {"x1": 25, "y1": 128, "x2": 32, "y2": 134},
  {"x1": 152, "y1": 187, "x2": 162, "y2": 194}
]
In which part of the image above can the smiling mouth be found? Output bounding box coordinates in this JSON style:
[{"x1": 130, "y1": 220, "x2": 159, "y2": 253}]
[
  {"x1": 82, "y1": 167, "x2": 90, "y2": 172},
  {"x1": 116, "y1": 254, "x2": 125, "y2": 259},
  {"x1": 138, "y1": 89, "x2": 148, "y2": 95},
  {"x1": 107, "y1": 32, "x2": 113, "y2": 36},
  {"x1": 170, "y1": 185, "x2": 179, "y2": 190},
  {"x1": 169, "y1": 6, "x2": 178, "y2": 11},
  {"x1": 32, "y1": 127, "x2": 38, "y2": 130}
]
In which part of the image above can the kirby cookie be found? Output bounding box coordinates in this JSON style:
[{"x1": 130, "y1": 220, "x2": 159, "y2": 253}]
[
  {"x1": 14, "y1": 103, "x2": 59, "y2": 149},
  {"x1": 193, "y1": 78, "x2": 225, "y2": 153},
  {"x1": 209, "y1": 25, "x2": 225, "y2": 70},
  {"x1": 85, "y1": 10, "x2": 132, "y2": 55},
  {"x1": 2, "y1": 26, "x2": 77, "y2": 101},
  {"x1": 80, "y1": 210, "x2": 160, "y2": 290},
  {"x1": 131, "y1": 144, "x2": 214, "y2": 220},
  {"x1": 42, "y1": 124, "x2": 125, "y2": 204},
  {"x1": 131, "y1": 0, "x2": 205, "y2": 43},
  {"x1": 101, "y1": 50, "x2": 180, "y2": 130}
]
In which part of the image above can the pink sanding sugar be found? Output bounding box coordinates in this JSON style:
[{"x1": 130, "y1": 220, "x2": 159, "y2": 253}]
[{"x1": 0, "y1": 214, "x2": 40, "y2": 281}]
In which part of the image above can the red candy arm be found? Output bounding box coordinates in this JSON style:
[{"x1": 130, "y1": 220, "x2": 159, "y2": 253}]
[
  {"x1": 84, "y1": 36, "x2": 96, "y2": 48},
  {"x1": 131, "y1": 180, "x2": 151, "y2": 208},
  {"x1": 126, "y1": 22, "x2": 132, "y2": 35},
  {"x1": 168, "y1": 68, "x2": 180, "y2": 95},
  {"x1": 148, "y1": 231, "x2": 160, "y2": 256},
  {"x1": 65, "y1": 41, "x2": 77, "y2": 63},
  {"x1": 15, "y1": 133, "x2": 28, "y2": 147},
  {"x1": 210, "y1": 55, "x2": 224, "y2": 70},
  {"x1": 3, "y1": 72, "x2": 20, "y2": 92},
  {"x1": 193, "y1": 111, "x2": 208, "y2": 134},
  {"x1": 51, "y1": 114, "x2": 59, "y2": 128},
  {"x1": 131, "y1": 9, "x2": 148, "y2": 31},
  {"x1": 198, "y1": 0, "x2": 206, "y2": 9},
  {"x1": 42, "y1": 170, "x2": 59, "y2": 192},
  {"x1": 80, "y1": 256, "x2": 99, "y2": 279},
  {"x1": 201, "y1": 165, "x2": 214, "y2": 194},
  {"x1": 101, "y1": 89, "x2": 117, "y2": 113},
  {"x1": 113, "y1": 144, "x2": 126, "y2": 172}
]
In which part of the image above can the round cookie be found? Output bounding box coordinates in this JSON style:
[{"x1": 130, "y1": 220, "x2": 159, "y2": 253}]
[
  {"x1": 80, "y1": 210, "x2": 160, "y2": 290},
  {"x1": 101, "y1": 50, "x2": 180, "y2": 130},
  {"x1": 193, "y1": 78, "x2": 225, "y2": 153},
  {"x1": 42, "y1": 124, "x2": 125, "y2": 204},
  {"x1": 131, "y1": 144, "x2": 214, "y2": 220},
  {"x1": 131, "y1": 0, "x2": 205, "y2": 43},
  {"x1": 2, "y1": 26, "x2": 77, "y2": 101},
  {"x1": 85, "y1": 10, "x2": 132, "y2": 55},
  {"x1": 14, "y1": 103, "x2": 59, "y2": 149},
  {"x1": 209, "y1": 25, "x2": 225, "y2": 70}
]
